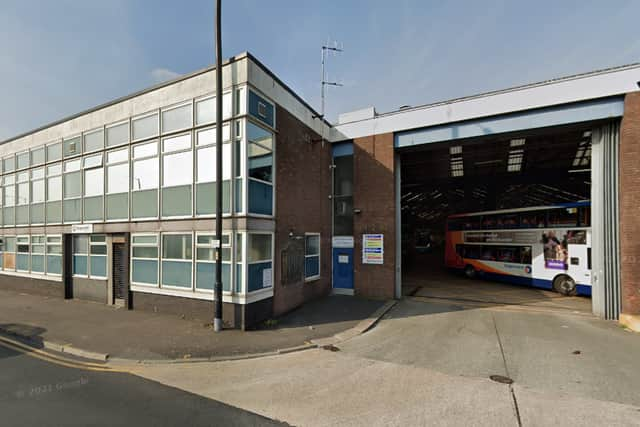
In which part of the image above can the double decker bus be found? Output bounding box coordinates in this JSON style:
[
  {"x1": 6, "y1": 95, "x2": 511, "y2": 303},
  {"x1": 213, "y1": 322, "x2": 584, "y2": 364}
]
[{"x1": 444, "y1": 202, "x2": 591, "y2": 296}]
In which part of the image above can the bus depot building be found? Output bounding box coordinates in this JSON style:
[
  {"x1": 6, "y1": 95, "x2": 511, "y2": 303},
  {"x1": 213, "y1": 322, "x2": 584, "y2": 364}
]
[{"x1": 1, "y1": 53, "x2": 640, "y2": 332}]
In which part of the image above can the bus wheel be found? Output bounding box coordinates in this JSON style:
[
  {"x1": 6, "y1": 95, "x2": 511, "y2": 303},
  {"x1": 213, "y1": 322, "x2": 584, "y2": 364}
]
[
  {"x1": 464, "y1": 265, "x2": 476, "y2": 279},
  {"x1": 553, "y1": 275, "x2": 577, "y2": 296}
]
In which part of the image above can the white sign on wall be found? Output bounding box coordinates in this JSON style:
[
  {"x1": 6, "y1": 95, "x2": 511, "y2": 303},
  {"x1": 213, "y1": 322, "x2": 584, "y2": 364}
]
[
  {"x1": 263, "y1": 268, "x2": 272, "y2": 288},
  {"x1": 332, "y1": 236, "x2": 354, "y2": 248},
  {"x1": 362, "y1": 234, "x2": 384, "y2": 265},
  {"x1": 71, "y1": 224, "x2": 94, "y2": 234}
]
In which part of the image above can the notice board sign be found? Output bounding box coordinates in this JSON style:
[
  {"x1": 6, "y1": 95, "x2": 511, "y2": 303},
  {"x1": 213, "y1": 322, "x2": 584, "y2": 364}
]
[{"x1": 362, "y1": 234, "x2": 384, "y2": 265}]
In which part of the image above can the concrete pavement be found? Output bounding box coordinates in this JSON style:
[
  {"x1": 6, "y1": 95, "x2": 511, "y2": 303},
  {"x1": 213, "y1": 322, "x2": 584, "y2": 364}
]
[
  {"x1": 0, "y1": 289, "x2": 385, "y2": 361},
  {"x1": 133, "y1": 297, "x2": 640, "y2": 426}
]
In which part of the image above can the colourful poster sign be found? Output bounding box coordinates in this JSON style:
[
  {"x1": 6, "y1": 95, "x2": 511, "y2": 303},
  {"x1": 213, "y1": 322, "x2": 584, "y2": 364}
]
[{"x1": 363, "y1": 234, "x2": 384, "y2": 265}]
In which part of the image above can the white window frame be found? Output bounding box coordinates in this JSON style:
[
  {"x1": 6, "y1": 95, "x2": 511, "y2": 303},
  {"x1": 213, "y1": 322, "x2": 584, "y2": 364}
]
[
  {"x1": 72, "y1": 234, "x2": 90, "y2": 278},
  {"x1": 30, "y1": 235, "x2": 46, "y2": 275},
  {"x1": 161, "y1": 131, "x2": 193, "y2": 219},
  {"x1": 246, "y1": 119, "x2": 275, "y2": 218},
  {"x1": 161, "y1": 101, "x2": 193, "y2": 135},
  {"x1": 304, "y1": 233, "x2": 321, "y2": 282},
  {"x1": 89, "y1": 235, "x2": 108, "y2": 279},
  {"x1": 246, "y1": 231, "x2": 274, "y2": 293},
  {"x1": 160, "y1": 232, "x2": 194, "y2": 291},
  {"x1": 131, "y1": 110, "x2": 160, "y2": 143},
  {"x1": 45, "y1": 235, "x2": 63, "y2": 277},
  {"x1": 105, "y1": 147, "x2": 130, "y2": 222},
  {"x1": 194, "y1": 232, "x2": 232, "y2": 294},
  {"x1": 131, "y1": 140, "x2": 159, "y2": 220},
  {"x1": 194, "y1": 125, "x2": 233, "y2": 218},
  {"x1": 16, "y1": 235, "x2": 30, "y2": 273},
  {"x1": 130, "y1": 233, "x2": 160, "y2": 287},
  {"x1": 105, "y1": 120, "x2": 130, "y2": 148}
]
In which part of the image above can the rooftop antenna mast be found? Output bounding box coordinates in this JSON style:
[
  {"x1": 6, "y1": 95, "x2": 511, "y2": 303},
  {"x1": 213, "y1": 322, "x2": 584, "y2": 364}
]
[{"x1": 319, "y1": 39, "x2": 343, "y2": 143}]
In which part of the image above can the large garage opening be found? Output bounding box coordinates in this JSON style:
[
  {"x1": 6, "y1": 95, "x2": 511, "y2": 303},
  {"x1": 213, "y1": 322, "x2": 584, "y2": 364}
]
[{"x1": 399, "y1": 122, "x2": 604, "y2": 314}]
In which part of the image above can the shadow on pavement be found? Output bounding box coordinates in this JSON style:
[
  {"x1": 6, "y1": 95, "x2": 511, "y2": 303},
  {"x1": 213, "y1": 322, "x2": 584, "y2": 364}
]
[{"x1": 0, "y1": 323, "x2": 47, "y2": 360}]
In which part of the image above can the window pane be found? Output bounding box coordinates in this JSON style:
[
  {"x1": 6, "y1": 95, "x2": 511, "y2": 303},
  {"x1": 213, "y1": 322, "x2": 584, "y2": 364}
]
[
  {"x1": 84, "y1": 129, "x2": 104, "y2": 152},
  {"x1": 163, "y1": 151, "x2": 192, "y2": 186},
  {"x1": 305, "y1": 256, "x2": 320, "y2": 278},
  {"x1": 132, "y1": 158, "x2": 158, "y2": 190},
  {"x1": 31, "y1": 148, "x2": 45, "y2": 165},
  {"x1": 64, "y1": 159, "x2": 81, "y2": 172},
  {"x1": 195, "y1": 181, "x2": 230, "y2": 215},
  {"x1": 83, "y1": 153, "x2": 103, "y2": 169},
  {"x1": 17, "y1": 152, "x2": 29, "y2": 169},
  {"x1": 197, "y1": 143, "x2": 231, "y2": 182},
  {"x1": 90, "y1": 256, "x2": 107, "y2": 277},
  {"x1": 196, "y1": 125, "x2": 230, "y2": 146},
  {"x1": 84, "y1": 196, "x2": 103, "y2": 221},
  {"x1": 161, "y1": 260, "x2": 192, "y2": 287},
  {"x1": 47, "y1": 255, "x2": 62, "y2": 275},
  {"x1": 106, "y1": 122, "x2": 129, "y2": 147},
  {"x1": 132, "y1": 235, "x2": 157, "y2": 244},
  {"x1": 46, "y1": 201, "x2": 62, "y2": 223},
  {"x1": 107, "y1": 148, "x2": 128, "y2": 164},
  {"x1": 3, "y1": 156, "x2": 15, "y2": 172},
  {"x1": 248, "y1": 234, "x2": 272, "y2": 262},
  {"x1": 162, "y1": 185, "x2": 191, "y2": 217},
  {"x1": 305, "y1": 235, "x2": 320, "y2": 256},
  {"x1": 106, "y1": 193, "x2": 128, "y2": 220},
  {"x1": 64, "y1": 172, "x2": 81, "y2": 198},
  {"x1": 64, "y1": 199, "x2": 82, "y2": 222},
  {"x1": 73, "y1": 255, "x2": 88, "y2": 275},
  {"x1": 133, "y1": 141, "x2": 158, "y2": 158},
  {"x1": 248, "y1": 179, "x2": 273, "y2": 215},
  {"x1": 17, "y1": 182, "x2": 29, "y2": 205},
  {"x1": 248, "y1": 261, "x2": 272, "y2": 291},
  {"x1": 196, "y1": 97, "x2": 215, "y2": 124},
  {"x1": 31, "y1": 203, "x2": 45, "y2": 224},
  {"x1": 162, "y1": 234, "x2": 192, "y2": 259},
  {"x1": 162, "y1": 104, "x2": 192, "y2": 133},
  {"x1": 196, "y1": 263, "x2": 231, "y2": 291},
  {"x1": 132, "y1": 114, "x2": 159, "y2": 140},
  {"x1": 90, "y1": 234, "x2": 106, "y2": 243},
  {"x1": 163, "y1": 134, "x2": 191, "y2": 153},
  {"x1": 47, "y1": 143, "x2": 62, "y2": 162},
  {"x1": 223, "y1": 92, "x2": 232, "y2": 119},
  {"x1": 63, "y1": 136, "x2": 82, "y2": 157},
  {"x1": 84, "y1": 168, "x2": 104, "y2": 196},
  {"x1": 133, "y1": 247, "x2": 158, "y2": 258},
  {"x1": 73, "y1": 235, "x2": 89, "y2": 253},
  {"x1": 132, "y1": 259, "x2": 157, "y2": 284},
  {"x1": 31, "y1": 168, "x2": 45, "y2": 180},
  {"x1": 107, "y1": 163, "x2": 129, "y2": 193},
  {"x1": 131, "y1": 189, "x2": 157, "y2": 218},
  {"x1": 47, "y1": 176, "x2": 62, "y2": 201}
]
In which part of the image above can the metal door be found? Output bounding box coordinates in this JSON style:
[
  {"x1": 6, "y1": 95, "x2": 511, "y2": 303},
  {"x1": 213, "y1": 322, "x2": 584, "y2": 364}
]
[{"x1": 112, "y1": 242, "x2": 128, "y2": 302}]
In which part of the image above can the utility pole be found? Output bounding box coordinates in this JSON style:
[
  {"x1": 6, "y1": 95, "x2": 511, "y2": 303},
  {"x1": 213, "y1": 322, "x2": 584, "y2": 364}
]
[{"x1": 213, "y1": 0, "x2": 223, "y2": 332}]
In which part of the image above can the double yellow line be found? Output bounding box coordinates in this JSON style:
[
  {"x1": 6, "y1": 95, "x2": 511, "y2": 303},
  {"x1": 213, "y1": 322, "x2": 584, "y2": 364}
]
[{"x1": 0, "y1": 335, "x2": 133, "y2": 373}]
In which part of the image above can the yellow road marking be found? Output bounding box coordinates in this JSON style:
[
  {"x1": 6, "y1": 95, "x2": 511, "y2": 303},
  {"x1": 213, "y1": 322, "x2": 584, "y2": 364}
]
[{"x1": 0, "y1": 335, "x2": 135, "y2": 373}]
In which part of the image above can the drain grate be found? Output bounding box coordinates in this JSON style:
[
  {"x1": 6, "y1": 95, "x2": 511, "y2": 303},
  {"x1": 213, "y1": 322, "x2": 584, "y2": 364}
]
[{"x1": 489, "y1": 374, "x2": 514, "y2": 384}]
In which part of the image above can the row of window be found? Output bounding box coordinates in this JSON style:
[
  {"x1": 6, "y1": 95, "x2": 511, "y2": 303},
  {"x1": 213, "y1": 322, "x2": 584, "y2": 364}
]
[
  {"x1": 1, "y1": 87, "x2": 276, "y2": 175},
  {"x1": 456, "y1": 244, "x2": 533, "y2": 265},
  {"x1": 0, "y1": 119, "x2": 274, "y2": 226},
  {"x1": 447, "y1": 206, "x2": 591, "y2": 231},
  {"x1": 0, "y1": 230, "x2": 322, "y2": 294},
  {"x1": 0, "y1": 235, "x2": 63, "y2": 276}
]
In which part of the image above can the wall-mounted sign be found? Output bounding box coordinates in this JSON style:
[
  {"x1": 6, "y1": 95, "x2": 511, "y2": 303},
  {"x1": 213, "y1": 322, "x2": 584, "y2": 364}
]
[
  {"x1": 71, "y1": 224, "x2": 94, "y2": 234},
  {"x1": 362, "y1": 234, "x2": 383, "y2": 265},
  {"x1": 332, "y1": 236, "x2": 354, "y2": 248},
  {"x1": 263, "y1": 268, "x2": 272, "y2": 288}
]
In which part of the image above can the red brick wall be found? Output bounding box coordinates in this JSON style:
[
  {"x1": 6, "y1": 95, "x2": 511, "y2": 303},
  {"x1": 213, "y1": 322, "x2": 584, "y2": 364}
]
[
  {"x1": 353, "y1": 133, "x2": 396, "y2": 299},
  {"x1": 273, "y1": 106, "x2": 332, "y2": 316},
  {"x1": 620, "y1": 92, "x2": 640, "y2": 315}
]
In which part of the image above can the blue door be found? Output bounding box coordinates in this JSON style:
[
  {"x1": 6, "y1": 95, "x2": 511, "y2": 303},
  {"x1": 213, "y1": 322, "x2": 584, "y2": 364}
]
[{"x1": 332, "y1": 247, "x2": 354, "y2": 290}]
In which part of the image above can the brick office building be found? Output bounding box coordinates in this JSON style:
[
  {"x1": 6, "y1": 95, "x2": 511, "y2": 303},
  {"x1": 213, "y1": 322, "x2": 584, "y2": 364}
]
[{"x1": 1, "y1": 53, "x2": 640, "y2": 331}]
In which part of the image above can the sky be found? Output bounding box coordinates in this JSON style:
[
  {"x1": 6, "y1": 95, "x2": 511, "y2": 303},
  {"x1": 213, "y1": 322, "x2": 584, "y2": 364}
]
[{"x1": 1, "y1": 0, "x2": 640, "y2": 141}]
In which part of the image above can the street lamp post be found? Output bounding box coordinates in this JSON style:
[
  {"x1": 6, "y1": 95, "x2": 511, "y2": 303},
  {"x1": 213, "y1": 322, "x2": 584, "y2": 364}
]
[{"x1": 213, "y1": 0, "x2": 223, "y2": 332}]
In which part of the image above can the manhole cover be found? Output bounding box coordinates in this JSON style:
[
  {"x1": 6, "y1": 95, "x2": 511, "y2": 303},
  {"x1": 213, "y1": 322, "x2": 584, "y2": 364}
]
[{"x1": 489, "y1": 375, "x2": 513, "y2": 384}]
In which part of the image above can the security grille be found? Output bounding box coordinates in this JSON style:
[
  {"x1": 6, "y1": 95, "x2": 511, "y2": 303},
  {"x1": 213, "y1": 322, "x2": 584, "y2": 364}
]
[{"x1": 281, "y1": 238, "x2": 304, "y2": 286}]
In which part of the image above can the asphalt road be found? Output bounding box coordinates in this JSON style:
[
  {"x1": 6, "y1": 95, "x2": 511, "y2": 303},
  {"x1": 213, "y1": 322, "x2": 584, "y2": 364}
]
[{"x1": 0, "y1": 343, "x2": 284, "y2": 427}]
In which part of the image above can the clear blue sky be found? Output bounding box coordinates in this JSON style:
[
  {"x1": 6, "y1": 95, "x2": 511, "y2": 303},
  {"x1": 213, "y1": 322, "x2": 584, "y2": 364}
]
[{"x1": 1, "y1": 0, "x2": 640, "y2": 140}]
